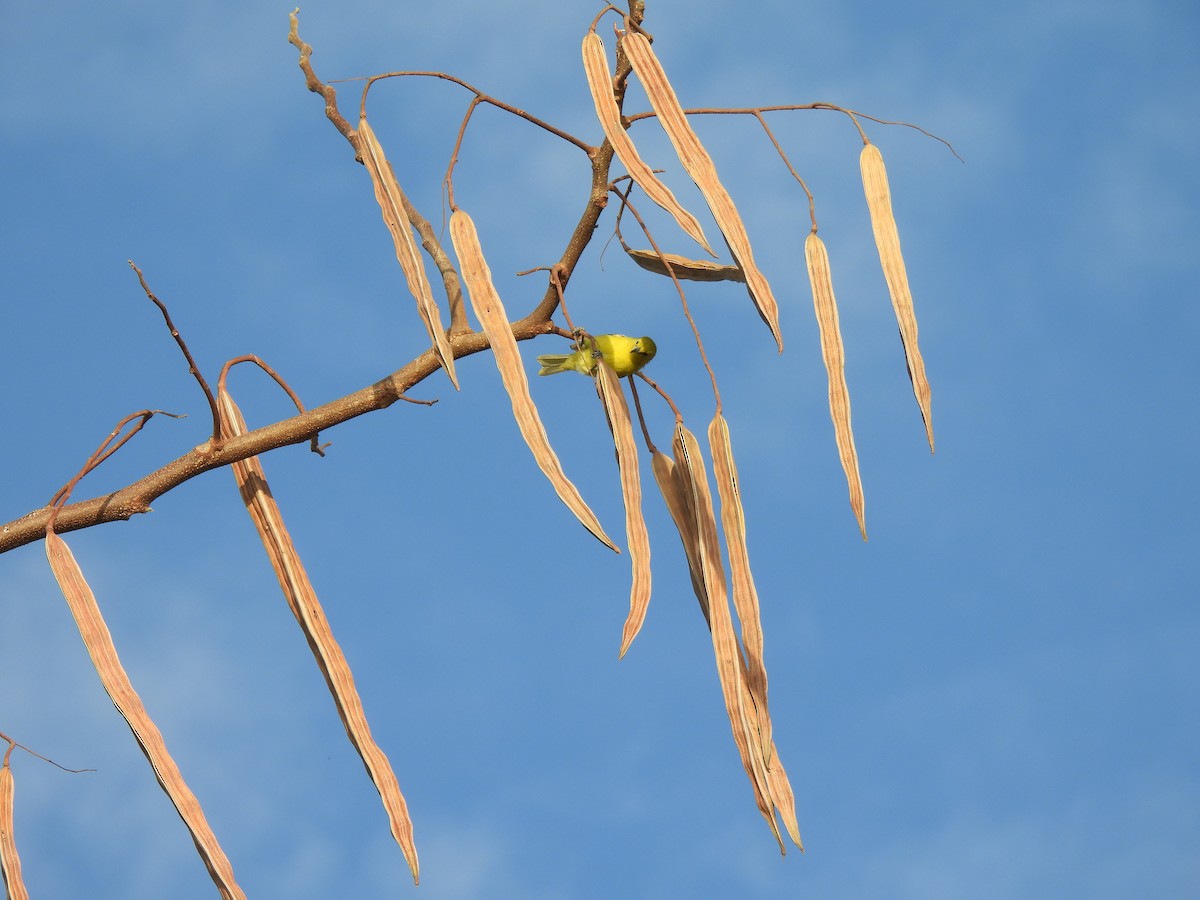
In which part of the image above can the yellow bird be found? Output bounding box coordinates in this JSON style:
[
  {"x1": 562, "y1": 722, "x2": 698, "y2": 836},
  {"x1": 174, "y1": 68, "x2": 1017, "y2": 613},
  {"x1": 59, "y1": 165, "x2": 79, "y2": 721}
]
[{"x1": 537, "y1": 334, "x2": 658, "y2": 378}]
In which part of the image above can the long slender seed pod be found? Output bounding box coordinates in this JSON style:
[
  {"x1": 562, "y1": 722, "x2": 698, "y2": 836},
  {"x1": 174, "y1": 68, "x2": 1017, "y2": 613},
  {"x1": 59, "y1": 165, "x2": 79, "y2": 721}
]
[
  {"x1": 623, "y1": 31, "x2": 783, "y2": 351},
  {"x1": 805, "y1": 232, "x2": 867, "y2": 540},
  {"x1": 672, "y1": 423, "x2": 786, "y2": 851},
  {"x1": 860, "y1": 142, "x2": 933, "y2": 451},
  {"x1": 582, "y1": 32, "x2": 716, "y2": 257},
  {"x1": 594, "y1": 364, "x2": 652, "y2": 657},
  {"x1": 219, "y1": 389, "x2": 420, "y2": 884},
  {"x1": 450, "y1": 209, "x2": 617, "y2": 551},
  {"x1": 0, "y1": 756, "x2": 29, "y2": 900},
  {"x1": 358, "y1": 117, "x2": 459, "y2": 390},
  {"x1": 45, "y1": 533, "x2": 247, "y2": 900},
  {"x1": 709, "y1": 413, "x2": 772, "y2": 757}
]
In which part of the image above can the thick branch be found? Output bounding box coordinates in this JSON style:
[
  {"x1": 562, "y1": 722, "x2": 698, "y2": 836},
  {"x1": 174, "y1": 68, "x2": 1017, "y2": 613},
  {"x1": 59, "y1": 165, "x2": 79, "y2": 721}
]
[{"x1": 0, "y1": 325, "x2": 557, "y2": 556}]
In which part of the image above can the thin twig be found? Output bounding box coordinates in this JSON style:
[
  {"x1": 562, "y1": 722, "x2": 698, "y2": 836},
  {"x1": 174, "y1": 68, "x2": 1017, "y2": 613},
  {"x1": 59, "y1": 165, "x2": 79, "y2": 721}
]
[
  {"x1": 0, "y1": 732, "x2": 95, "y2": 774},
  {"x1": 625, "y1": 102, "x2": 962, "y2": 161},
  {"x1": 753, "y1": 112, "x2": 817, "y2": 232},
  {"x1": 634, "y1": 371, "x2": 682, "y2": 422},
  {"x1": 129, "y1": 261, "x2": 221, "y2": 440},
  {"x1": 627, "y1": 375, "x2": 657, "y2": 454},
  {"x1": 359, "y1": 72, "x2": 592, "y2": 154},
  {"x1": 444, "y1": 95, "x2": 486, "y2": 208},
  {"x1": 614, "y1": 189, "x2": 723, "y2": 412}
]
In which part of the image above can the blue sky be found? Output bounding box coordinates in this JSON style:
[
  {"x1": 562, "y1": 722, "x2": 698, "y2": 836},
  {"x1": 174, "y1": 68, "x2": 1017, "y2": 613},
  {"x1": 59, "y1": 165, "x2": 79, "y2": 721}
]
[{"x1": 1, "y1": 1, "x2": 1197, "y2": 898}]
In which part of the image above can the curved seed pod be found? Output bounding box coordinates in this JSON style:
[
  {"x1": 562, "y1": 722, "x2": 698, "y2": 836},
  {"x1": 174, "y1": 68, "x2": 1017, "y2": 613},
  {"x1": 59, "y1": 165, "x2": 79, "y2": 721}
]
[
  {"x1": 450, "y1": 209, "x2": 617, "y2": 551},
  {"x1": 805, "y1": 232, "x2": 867, "y2": 540},
  {"x1": 625, "y1": 247, "x2": 746, "y2": 283},
  {"x1": 582, "y1": 32, "x2": 715, "y2": 257},
  {"x1": 860, "y1": 142, "x2": 933, "y2": 451},
  {"x1": 594, "y1": 363, "x2": 652, "y2": 657},
  {"x1": 358, "y1": 117, "x2": 459, "y2": 390},
  {"x1": 623, "y1": 31, "x2": 783, "y2": 352}
]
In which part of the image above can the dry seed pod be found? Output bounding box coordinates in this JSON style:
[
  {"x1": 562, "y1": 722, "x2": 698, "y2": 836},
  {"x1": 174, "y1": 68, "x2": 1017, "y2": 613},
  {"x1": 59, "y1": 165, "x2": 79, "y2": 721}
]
[
  {"x1": 729, "y1": 663, "x2": 803, "y2": 851},
  {"x1": 358, "y1": 117, "x2": 459, "y2": 390},
  {"x1": 805, "y1": 233, "x2": 867, "y2": 540},
  {"x1": 45, "y1": 532, "x2": 247, "y2": 900},
  {"x1": 450, "y1": 208, "x2": 617, "y2": 551},
  {"x1": 218, "y1": 389, "x2": 420, "y2": 885},
  {"x1": 708, "y1": 413, "x2": 771, "y2": 756},
  {"x1": 581, "y1": 32, "x2": 715, "y2": 257},
  {"x1": 761, "y1": 738, "x2": 804, "y2": 849},
  {"x1": 594, "y1": 363, "x2": 652, "y2": 658},
  {"x1": 625, "y1": 247, "x2": 746, "y2": 283},
  {"x1": 622, "y1": 32, "x2": 783, "y2": 351},
  {"x1": 0, "y1": 757, "x2": 28, "y2": 900},
  {"x1": 860, "y1": 142, "x2": 933, "y2": 451},
  {"x1": 651, "y1": 448, "x2": 709, "y2": 624},
  {"x1": 672, "y1": 424, "x2": 785, "y2": 851}
]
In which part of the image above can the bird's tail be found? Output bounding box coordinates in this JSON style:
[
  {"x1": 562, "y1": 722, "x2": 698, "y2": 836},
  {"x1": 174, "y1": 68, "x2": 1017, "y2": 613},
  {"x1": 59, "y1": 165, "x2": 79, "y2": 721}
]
[{"x1": 536, "y1": 353, "x2": 572, "y2": 376}]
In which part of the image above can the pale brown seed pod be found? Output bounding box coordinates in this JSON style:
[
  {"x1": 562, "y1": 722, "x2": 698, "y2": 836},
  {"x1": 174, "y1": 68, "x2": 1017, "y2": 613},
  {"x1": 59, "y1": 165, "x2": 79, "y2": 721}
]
[
  {"x1": 0, "y1": 755, "x2": 29, "y2": 900},
  {"x1": 708, "y1": 413, "x2": 771, "y2": 756},
  {"x1": 449, "y1": 209, "x2": 617, "y2": 551},
  {"x1": 581, "y1": 32, "x2": 716, "y2": 257},
  {"x1": 45, "y1": 532, "x2": 248, "y2": 900},
  {"x1": 860, "y1": 142, "x2": 934, "y2": 452},
  {"x1": 625, "y1": 247, "x2": 746, "y2": 283},
  {"x1": 218, "y1": 389, "x2": 420, "y2": 885},
  {"x1": 623, "y1": 32, "x2": 783, "y2": 351},
  {"x1": 593, "y1": 363, "x2": 652, "y2": 658},
  {"x1": 651, "y1": 448, "x2": 709, "y2": 624},
  {"x1": 358, "y1": 116, "x2": 459, "y2": 390},
  {"x1": 671, "y1": 423, "x2": 786, "y2": 851},
  {"x1": 805, "y1": 232, "x2": 867, "y2": 540}
]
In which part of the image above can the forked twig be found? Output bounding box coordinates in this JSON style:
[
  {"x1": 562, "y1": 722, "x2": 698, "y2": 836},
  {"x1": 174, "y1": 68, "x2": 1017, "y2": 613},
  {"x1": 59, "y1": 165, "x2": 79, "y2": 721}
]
[{"x1": 47, "y1": 410, "x2": 184, "y2": 524}]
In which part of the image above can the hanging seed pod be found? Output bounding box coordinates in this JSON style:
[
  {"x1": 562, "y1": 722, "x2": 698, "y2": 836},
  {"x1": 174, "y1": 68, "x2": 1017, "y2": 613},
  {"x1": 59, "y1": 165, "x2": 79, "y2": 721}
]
[
  {"x1": 805, "y1": 232, "x2": 867, "y2": 540},
  {"x1": 582, "y1": 32, "x2": 715, "y2": 257},
  {"x1": 0, "y1": 752, "x2": 28, "y2": 900},
  {"x1": 672, "y1": 423, "x2": 786, "y2": 851},
  {"x1": 623, "y1": 31, "x2": 783, "y2": 351},
  {"x1": 45, "y1": 532, "x2": 248, "y2": 900},
  {"x1": 450, "y1": 209, "x2": 617, "y2": 551},
  {"x1": 357, "y1": 117, "x2": 459, "y2": 390},
  {"x1": 594, "y1": 363, "x2": 652, "y2": 657},
  {"x1": 860, "y1": 142, "x2": 933, "y2": 452},
  {"x1": 219, "y1": 389, "x2": 420, "y2": 884}
]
